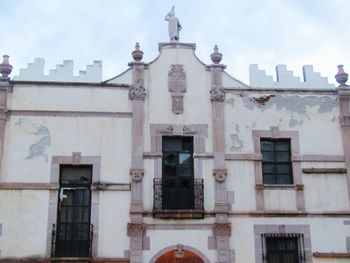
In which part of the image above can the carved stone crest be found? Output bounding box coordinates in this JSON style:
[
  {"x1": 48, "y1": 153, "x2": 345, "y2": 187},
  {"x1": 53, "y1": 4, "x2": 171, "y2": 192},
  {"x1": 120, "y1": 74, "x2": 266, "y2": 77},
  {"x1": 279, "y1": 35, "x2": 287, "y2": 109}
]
[
  {"x1": 129, "y1": 84, "x2": 146, "y2": 100},
  {"x1": 210, "y1": 85, "x2": 225, "y2": 102},
  {"x1": 213, "y1": 169, "x2": 227, "y2": 182},
  {"x1": 130, "y1": 169, "x2": 144, "y2": 182},
  {"x1": 169, "y1": 65, "x2": 186, "y2": 92},
  {"x1": 169, "y1": 64, "x2": 186, "y2": 114},
  {"x1": 72, "y1": 152, "x2": 81, "y2": 164},
  {"x1": 270, "y1": 126, "x2": 280, "y2": 138}
]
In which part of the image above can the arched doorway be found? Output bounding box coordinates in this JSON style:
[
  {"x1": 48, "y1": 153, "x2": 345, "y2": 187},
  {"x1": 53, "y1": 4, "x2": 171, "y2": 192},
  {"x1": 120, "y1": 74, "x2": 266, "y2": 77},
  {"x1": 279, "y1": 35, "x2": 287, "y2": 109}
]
[{"x1": 150, "y1": 244, "x2": 210, "y2": 263}]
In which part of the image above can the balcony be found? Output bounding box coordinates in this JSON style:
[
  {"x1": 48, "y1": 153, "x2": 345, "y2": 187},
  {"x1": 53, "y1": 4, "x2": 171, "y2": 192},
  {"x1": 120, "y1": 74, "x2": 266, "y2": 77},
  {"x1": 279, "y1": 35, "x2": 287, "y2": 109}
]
[
  {"x1": 51, "y1": 223, "x2": 93, "y2": 258},
  {"x1": 153, "y1": 178, "x2": 204, "y2": 219}
]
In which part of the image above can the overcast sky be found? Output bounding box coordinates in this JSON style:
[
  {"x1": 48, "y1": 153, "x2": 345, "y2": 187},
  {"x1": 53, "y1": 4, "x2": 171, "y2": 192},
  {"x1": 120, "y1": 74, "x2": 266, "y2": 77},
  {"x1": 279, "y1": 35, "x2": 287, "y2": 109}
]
[{"x1": 1, "y1": 0, "x2": 349, "y2": 85}]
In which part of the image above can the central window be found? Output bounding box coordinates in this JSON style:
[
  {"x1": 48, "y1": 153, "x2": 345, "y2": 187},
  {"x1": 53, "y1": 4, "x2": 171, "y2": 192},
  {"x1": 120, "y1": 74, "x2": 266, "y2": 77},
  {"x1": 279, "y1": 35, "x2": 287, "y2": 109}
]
[
  {"x1": 261, "y1": 139, "x2": 293, "y2": 184},
  {"x1": 265, "y1": 237, "x2": 300, "y2": 263},
  {"x1": 162, "y1": 136, "x2": 194, "y2": 209}
]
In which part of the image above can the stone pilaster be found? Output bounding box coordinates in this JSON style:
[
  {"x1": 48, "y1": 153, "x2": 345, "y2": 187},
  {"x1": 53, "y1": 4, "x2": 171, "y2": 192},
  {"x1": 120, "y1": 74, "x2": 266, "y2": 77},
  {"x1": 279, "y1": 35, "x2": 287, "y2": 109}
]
[
  {"x1": 209, "y1": 46, "x2": 231, "y2": 263},
  {"x1": 128, "y1": 44, "x2": 146, "y2": 263},
  {"x1": 0, "y1": 55, "x2": 12, "y2": 174},
  {"x1": 127, "y1": 223, "x2": 146, "y2": 263}
]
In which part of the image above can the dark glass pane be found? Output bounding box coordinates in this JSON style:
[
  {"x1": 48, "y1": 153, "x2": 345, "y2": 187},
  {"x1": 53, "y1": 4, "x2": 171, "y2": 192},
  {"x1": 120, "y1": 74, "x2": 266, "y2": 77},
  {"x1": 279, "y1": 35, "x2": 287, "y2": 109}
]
[
  {"x1": 277, "y1": 174, "x2": 293, "y2": 184},
  {"x1": 262, "y1": 152, "x2": 275, "y2": 162},
  {"x1": 66, "y1": 207, "x2": 73, "y2": 222},
  {"x1": 60, "y1": 166, "x2": 92, "y2": 184},
  {"x1": 276, "y1": 164, "x2": 291, "y2": 174},
  {"x1": 164, "y1": 153, "x2": 177, "y2": 165},
  {"x1": 276, "y1": 152, "x2": 290, "y2": 162},
  {"x1": 163, "y1": 137, "x2": 182, "y2": 151},
  {"x1": 275, "y1": 140, "x2": 290, "y2": 151},
  {"x1": 262, "y1": 164, "x2": 275, "y2": 174},
  {"x1": 179, "y1": 177, "x2": 191, "y2": 188},
  {"x1": 179, "y1": 167, "x2": 192, "y2": 177},
  {"x1": 182, "y1": 138, "x2": 193, "y2": 152},
  {"x1": 164, "y1": 165, "x2": 177, "y2": 176},
  {"x1": 179, "y1": 153, "x2": 192, "y2": 165},
  {"x1": 263, "y1": 173, "x2": 276, "y2": 184},
  {"x1": 163, "y1": 178, "x2": 176, "y2": 188},
  {"x1": 261, "y1": 140, "x2": 274, "y2": 151}
]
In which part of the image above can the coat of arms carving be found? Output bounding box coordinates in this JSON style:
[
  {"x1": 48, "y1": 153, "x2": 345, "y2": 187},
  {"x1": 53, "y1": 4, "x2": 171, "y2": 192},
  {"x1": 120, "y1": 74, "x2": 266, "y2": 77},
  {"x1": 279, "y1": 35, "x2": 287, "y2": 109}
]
[{"x1": 168, "y1": 64, "x2": 186, "y2": 114}]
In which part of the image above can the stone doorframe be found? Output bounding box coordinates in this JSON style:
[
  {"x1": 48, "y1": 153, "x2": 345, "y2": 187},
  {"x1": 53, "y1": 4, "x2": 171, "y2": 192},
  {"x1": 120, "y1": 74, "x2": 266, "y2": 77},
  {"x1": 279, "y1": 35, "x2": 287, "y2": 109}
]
[
  {"x1": 149, "y1": 244, "x2": 211, "y2": 263},
  {"x1": 46, "y1": 154, "x2": 101, "y2": 258}
]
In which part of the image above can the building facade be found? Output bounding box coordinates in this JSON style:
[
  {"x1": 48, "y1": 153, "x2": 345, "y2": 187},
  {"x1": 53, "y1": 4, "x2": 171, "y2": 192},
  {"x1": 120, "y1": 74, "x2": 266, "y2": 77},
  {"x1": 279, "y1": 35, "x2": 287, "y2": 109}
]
[{"x1": 0, "y1": 40, "x2": 350, "y2": 263}]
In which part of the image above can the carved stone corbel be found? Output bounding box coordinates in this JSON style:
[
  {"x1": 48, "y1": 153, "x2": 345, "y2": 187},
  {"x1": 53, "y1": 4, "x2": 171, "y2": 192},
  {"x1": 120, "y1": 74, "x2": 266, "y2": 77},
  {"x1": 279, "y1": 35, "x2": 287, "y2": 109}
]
[
  {"x1": 129, "y1": 84, "x2": 146, "y2": 100},
  {"x1": 213, "y1": 223, "x2": 231, "y2": 236},
  {"x1": 130, "y1": 169, "x2": 144, "y2": 182},
  {"x1": 210, "y1": 85, "x2": 225, "y2": 102},
  {"x1": 127, "y1": 223, "x2": 146, "y2": 237},
  {"x1": 213, "y1": 169, "x2": 227, "y2": 182}
]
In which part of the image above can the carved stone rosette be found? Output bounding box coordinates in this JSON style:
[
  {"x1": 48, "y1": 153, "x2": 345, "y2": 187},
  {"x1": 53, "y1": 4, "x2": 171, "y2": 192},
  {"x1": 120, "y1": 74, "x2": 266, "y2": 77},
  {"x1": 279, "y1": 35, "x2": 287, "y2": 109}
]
[
  {"x1": 130, "y1": 169, "x2": 144, "y2": 182},
  {"x1": 129, "y1": 84, "x2": 146, "y2": 100},
  {"x1": 169, "y1": 64, "x2": 186, "y2": 114},
  {"x1": 213, "y1": 223, "x2": 231, "y2": 236},
  {"x1": 127, "y1": 223, "x2": 146, "y2": 237},
  {"x1": 213, "y1": 169, "x2": 227, "y2": 182},
  {"x1": 210, "y1": 85, "x2": 225, "y2": 102}
]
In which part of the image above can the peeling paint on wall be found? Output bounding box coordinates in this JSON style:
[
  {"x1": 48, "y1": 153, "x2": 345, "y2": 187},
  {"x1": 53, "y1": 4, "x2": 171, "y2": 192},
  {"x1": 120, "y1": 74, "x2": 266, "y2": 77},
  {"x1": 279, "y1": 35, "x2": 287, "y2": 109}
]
[
  {"x1": 26, "y1": 125, "x2": 51, "y2": 162},
  {"x1": 240, "y1": 93, "x2": 337, "y2": 114},
  {"x1": 14, "y1": 118, "x2": 23, "y2": 126},
  {"x1": 230, "y1": 134, "x2": 244, "y2": 152},
  {"x1": 289, "y1": 116, "x2": 303, "y2": 128}
]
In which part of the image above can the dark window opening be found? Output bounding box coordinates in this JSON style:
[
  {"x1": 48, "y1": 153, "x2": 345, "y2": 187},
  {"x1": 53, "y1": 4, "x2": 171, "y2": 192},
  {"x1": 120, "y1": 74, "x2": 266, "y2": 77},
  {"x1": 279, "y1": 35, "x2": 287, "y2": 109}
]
[
  {"x1": 162, "y1": 137, "x2": 194, "y2": 209},
  {"x1": 265, "y1": 237, "x2": 301, "y2": 263},
  {"x1": 261, "y1": 139, "x2": 293, "y2": 184},
  {"x1": 53, "y1": 165, "x2": 93, "y2": 258}
]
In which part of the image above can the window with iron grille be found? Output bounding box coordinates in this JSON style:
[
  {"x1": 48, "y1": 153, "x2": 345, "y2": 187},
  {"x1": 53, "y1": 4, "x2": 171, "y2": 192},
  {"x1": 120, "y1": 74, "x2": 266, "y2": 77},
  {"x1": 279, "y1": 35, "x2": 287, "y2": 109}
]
[
  {"x1": 162, "y1": 136, "x2": 194, "y2": 209},
  {"x1": 52, "y1": 165, "x2": 93, "y2": 258},
  {"x1": 261, "y1": 139, "x2": 293, "y2": 184},
  {"x1": 262, "y1": 233, "x2": 306, "y2": 263}
]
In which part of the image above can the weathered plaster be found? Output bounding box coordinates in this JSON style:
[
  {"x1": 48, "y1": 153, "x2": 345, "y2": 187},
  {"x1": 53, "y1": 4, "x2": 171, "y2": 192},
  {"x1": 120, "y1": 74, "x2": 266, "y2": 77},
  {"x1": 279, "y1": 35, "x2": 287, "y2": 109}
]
[
  {"x1": 230, "y1": 134, "x2": 244, "y2": 152},
  {"x1": 26, "y1": 125, "x2": 51, "y2": 162},
  {"x1": 289, "y1": 116, "x2": 303, "y2": 128},
  {"x1": 240, "y1": 93, "x2": 337, "y2": 114}
]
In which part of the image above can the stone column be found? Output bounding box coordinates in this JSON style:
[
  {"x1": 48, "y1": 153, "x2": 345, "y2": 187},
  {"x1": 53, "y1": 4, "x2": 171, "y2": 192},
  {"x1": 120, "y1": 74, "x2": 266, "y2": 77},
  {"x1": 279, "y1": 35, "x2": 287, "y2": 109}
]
[
  {"x1": 209, "y1": 46, "x2": 231, "y2": 263},
  {"x1": 128, "y1": 43, "x2": 146, "y2": 263},
  {"x1": 0, "y1": 55, "x2": 12, "y2": 173}
]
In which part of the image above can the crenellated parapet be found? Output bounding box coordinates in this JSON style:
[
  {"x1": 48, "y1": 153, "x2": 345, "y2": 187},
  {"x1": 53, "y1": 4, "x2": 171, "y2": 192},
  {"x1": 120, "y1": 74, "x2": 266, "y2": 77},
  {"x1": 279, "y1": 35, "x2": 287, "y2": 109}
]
[
  {"x1": 13, "y1": 58, "x2": 102, "y2": 83},
  {"x1": 249, "y1": 64, "x2": 335, "y2": 89}
]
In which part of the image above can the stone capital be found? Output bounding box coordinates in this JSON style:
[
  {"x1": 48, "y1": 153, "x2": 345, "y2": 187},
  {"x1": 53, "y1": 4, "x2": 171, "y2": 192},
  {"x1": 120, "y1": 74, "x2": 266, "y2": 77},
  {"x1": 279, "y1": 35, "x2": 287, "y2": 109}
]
[
  {"x1": 127, "y1": 223, "x2": 146, "y2": 237},
  {"x1": 129, "y1": 84, "x2": 146, "y2": 100},
  {"x1": 213, "y1": 223, "x2": 231, "y2": 236}
]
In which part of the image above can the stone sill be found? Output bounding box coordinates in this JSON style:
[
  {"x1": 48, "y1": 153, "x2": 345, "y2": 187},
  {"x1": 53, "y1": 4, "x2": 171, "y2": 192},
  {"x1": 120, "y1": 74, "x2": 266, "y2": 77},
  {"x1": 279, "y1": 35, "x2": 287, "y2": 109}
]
[
  {"x1": 313, "y1": 252, "x2": 350, "y2": 258},
  {"x1": 0, "y1": 258, "x2": 129, "y2": 263},
  {"x1": 153, "y1": 209, "x2": 205, "y2": 219},
  {"x1": 256, "y1": 184, "x2": 304, "y2": 190}
]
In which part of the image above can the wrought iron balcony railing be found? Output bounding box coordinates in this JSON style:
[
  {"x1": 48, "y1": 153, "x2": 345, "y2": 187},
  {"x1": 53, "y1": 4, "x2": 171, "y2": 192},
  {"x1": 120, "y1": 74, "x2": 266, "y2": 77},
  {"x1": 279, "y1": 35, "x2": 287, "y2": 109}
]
[
  {"x1": 153, "y1": 178, "x2": 204, "y2": 219},
  {"x1": 51, "y1": 223, "x2": 93, "y2": 258}
]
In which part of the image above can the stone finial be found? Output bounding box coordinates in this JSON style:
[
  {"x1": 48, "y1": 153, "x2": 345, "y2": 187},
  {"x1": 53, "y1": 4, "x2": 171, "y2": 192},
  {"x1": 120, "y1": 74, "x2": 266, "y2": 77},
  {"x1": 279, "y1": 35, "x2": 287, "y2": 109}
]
[
  {"x1": 132, "y1": 42, "x2": 144, "y2": 62},
  {"x1": 0, "y1": 55, "x2": 13, "y2": 81},
  {"x1": 335, "y1": 65, "x2": 348, "y2": 87},
  {"x1": 210, "y1": 45, "x2": 223, "y2": 64}
]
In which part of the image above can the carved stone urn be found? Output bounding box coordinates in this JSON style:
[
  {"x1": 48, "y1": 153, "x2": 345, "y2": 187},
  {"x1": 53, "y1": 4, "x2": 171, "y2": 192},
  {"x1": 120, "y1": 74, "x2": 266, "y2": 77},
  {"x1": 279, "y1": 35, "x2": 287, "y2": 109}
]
[
  {"x1": 335, "y1": 65, "x2": 348, "y2": 87},
  {"x1": 210, "y1": 45, "x2": 223, "y2": 64},
  {"x1": 0, "y1": 55, "x2": 13, "y2": 80},
  {"x1": 131, "y1": 42, "x2": 144, "y2": 62}
]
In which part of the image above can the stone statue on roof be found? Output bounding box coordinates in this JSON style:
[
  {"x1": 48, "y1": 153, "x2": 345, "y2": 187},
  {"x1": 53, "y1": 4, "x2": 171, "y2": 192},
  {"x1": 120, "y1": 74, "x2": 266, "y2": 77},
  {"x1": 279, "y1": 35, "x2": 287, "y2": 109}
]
[{"x1": 165, "y1": 6, "x2": 182, "y2": 41}]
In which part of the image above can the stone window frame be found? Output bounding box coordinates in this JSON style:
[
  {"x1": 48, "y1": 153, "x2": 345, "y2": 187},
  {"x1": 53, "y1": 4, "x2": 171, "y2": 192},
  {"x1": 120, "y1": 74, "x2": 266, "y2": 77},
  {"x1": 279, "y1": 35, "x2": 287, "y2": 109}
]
[
  {"x1": 254, "y1": 224, "x2": 313, "y2": 263},
  {"x1": 46, "y1": 155, "x2": 101, "y2": 258},
  {"x1": 252, "y1": 129, "x2": 304, "y2": 210},
  {"x1": 150, "y1": 124, "x2": 208, "y2": 215}
]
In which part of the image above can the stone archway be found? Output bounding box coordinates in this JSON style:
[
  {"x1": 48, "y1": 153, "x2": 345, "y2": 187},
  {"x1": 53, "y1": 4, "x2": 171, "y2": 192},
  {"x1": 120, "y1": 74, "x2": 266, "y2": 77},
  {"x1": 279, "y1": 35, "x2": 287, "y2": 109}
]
[{"x1": 150, "y1": 244, "x2": 210, "y2": 263}]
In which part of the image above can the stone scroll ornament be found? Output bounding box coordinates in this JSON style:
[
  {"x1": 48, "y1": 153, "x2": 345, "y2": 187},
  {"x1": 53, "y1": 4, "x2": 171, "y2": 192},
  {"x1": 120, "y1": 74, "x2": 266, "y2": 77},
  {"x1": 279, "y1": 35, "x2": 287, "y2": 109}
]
[{"x1": 169, "y1": 64, "x2": 187, "y2": 114}]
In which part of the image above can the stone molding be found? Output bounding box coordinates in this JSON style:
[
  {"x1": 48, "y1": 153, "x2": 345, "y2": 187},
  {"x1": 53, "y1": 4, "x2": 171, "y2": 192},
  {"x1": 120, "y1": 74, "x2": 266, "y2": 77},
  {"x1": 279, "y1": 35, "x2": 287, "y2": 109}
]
[
  {"x1": 213, "y1": 169, "x2": 227, "y2": 182},
  {"x1": 130, "y1": 169, "x2": 144, "y2": 182},
  {"x1": 340, "y1": 115, "x2": 350, "y2": 127},
  {"x1": 127, "y1": 223, "x2": 146, "y2": 237}
]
